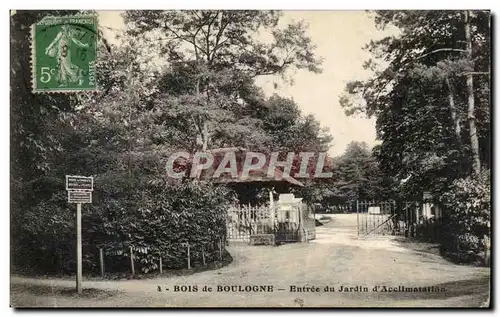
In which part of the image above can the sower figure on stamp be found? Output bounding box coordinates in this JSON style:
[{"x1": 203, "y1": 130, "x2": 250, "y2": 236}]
[{"x1": 44, "y1": 24, "x2": 88, "y2": 87}]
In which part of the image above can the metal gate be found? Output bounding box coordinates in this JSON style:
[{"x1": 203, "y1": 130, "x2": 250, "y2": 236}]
[
  {"x1": 355, "y1": 200, "x2": 439, "y2": 239},
  {"x1": 356, "y1": 200, "x2": 397, "y2": 236},
  {"x1": 226, "y1": 205, "x2": 272, "y2": 242}
]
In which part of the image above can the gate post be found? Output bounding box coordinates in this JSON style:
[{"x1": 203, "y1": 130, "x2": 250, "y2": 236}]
[
  {"x1": 356, "y1": 200, "x2": 360, "y2": 236},
  {"x1": 269, "y1": 189, "x2": 275, "y2": 231}
]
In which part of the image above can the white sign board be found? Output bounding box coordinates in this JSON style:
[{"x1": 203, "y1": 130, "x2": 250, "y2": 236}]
[
  {"x1": 368, "y1": 206, "x2": 381, "y2": 215},
  {"x1": 66, "y1": 175, "x2": 93, "y2": 191},
  {"x1": 68, "y1": 191, "x2": 92, "y2": 204}
]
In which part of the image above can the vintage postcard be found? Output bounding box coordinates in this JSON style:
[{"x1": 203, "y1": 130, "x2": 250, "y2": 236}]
[{"x1": 10, "y1": 9, "x2": 491, "y2": 308}]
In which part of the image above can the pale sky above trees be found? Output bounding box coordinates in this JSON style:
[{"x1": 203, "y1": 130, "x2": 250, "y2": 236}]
[{"x1": 98, "y1": 10, "x2": 397, "y2": 156}]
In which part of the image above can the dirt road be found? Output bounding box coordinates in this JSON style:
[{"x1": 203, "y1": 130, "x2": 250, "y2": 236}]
[{"x1": 11, "y1": 214, "x2": 490, "y2": 307}]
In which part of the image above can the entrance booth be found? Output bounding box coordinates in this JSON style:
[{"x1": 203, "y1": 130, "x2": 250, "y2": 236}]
[{"x1": 275, "y1": 193, "x2": 306, "y2": 243}]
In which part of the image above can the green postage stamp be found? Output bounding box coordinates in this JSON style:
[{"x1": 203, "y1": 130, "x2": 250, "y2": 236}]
[{"x1": 31, "y1": 15, "x2": 98, "y2": 93}]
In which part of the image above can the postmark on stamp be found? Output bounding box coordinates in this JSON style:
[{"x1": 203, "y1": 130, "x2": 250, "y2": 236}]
[{"x1": 31, "y1": 15, "x2": 98, "y2": 93}]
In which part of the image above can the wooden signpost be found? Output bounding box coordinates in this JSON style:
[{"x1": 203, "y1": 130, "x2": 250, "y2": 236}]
[{"x1": 66, "y1": 175, "x2": 93, "y2": 294}]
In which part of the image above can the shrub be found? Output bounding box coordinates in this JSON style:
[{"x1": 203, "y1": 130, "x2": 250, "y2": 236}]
[
  {"x1": 439, "y1": 170, "x2": 491, "y2": 264},
  {"x1": 11, "y1": 172, "x2": 235, "y2": 275}
]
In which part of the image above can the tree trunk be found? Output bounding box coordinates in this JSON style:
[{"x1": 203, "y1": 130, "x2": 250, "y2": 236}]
[
  {"x1": 445, "y1": 77, "x2": 461, "y2": 142},
  {"x1": 464, "y1": 10, "x2": 481, "y2": 176},
  {"x1": 194, "y1": 66, "x2": 209, "y2": 151},
  {"x1": 202, "y1": 121, "x2": 208, "y2": 151},
  {"x1": 126, "y1": 66, "x2": 134, "y2": 178}
]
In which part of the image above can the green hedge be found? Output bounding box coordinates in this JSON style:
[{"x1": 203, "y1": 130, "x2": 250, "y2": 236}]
[
  {"x1": 11, "y1": 173, "x2": 235, "y2": 275},
  {"x1": 438, "y1": 170, "x2": 490, "y2": 265}
]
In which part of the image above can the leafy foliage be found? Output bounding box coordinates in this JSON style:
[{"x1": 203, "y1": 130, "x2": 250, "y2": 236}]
[
  {"x1": 10, "y1": 10, "x2": 79, "y2": 179},
  {"x1": 340, "y1": 10, "x2": 490, "y2": 198},
  {"x1": 439, "y1": 170, "x2": 490, "y2": 262},
  {"x1": 124, "y1": 10, "x2": 322, "y2": 151},
  {"x1": 301, "y1": 141, "x2": 396, "y2": 206},
  {"x1": 339, "y1": 11, "x2": 491, "y2": 262},
  {"x1": 11, "y1": 10, "x2": 332, "y2": 274},
  {"x1": 12, "y1": 174, "x2": 233, "y2": 274}
]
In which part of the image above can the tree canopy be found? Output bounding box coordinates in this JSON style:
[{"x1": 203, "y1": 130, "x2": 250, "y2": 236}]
[
  {"x1": 340, "y1": 10, "x2": 490, "y2": 198},
  {"x1": 10, "y1": 10, "x2": 334, "y2": 274}
]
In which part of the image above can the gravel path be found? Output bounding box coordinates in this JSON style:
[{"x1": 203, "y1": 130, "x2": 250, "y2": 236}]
[{"x1": 11, "y1": 214, "x2": 490, "y2": 307}]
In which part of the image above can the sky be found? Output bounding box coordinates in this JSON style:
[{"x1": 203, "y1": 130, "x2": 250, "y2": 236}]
[{"x1": 98, "y1": 11, "x2": 397, "y2": 156}]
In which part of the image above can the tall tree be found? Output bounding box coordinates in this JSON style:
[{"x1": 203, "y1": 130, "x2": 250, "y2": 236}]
[
  {"x1": 332, "y1": 142, "x2": 395, "y2": 202},
  {"x1": 340, "y1": 10, "x2": 490, "y2": 197},
  {"x1": 464, "y1": 10, "x2": 482, "y2": 176},
  {"x1": 124, "y1": 10, "x2": 322, "y2": 151}
]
